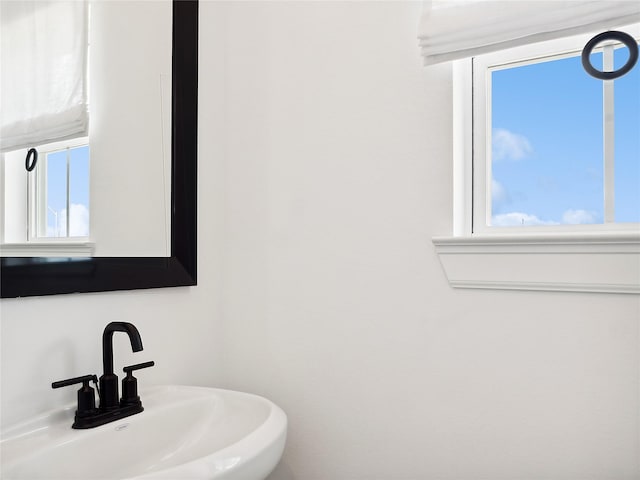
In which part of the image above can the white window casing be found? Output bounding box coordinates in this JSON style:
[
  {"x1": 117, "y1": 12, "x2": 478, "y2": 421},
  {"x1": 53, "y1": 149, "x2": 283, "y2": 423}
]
[
  {"x1": 0, "y1": 241, "x2": 94, "y2": 258},
  {"x1": 433, "y1": 232, "x2": 640, "y2": 294}
]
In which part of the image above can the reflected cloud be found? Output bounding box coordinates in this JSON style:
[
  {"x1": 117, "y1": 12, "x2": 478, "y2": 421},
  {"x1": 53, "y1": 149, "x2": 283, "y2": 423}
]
[{"x1": 47, "y1": 203, "x2": 89, "y2": 237}]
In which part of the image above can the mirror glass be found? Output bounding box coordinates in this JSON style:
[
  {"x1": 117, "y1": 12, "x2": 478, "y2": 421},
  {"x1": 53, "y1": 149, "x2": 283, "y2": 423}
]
[
  {"x1": 0, "y1": 0, "x2": 197, "y2": 298},
  {"x1": 90, "y1": 0, "x2": 172, "y2": 256},
  {"x1": 1, "y1": 0, "x2": 172, "y2": 257}
]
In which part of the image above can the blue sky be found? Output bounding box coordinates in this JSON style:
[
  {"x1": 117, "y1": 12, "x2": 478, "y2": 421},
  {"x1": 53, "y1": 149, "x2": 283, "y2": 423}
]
[
  {"x1": 490, "y1": 44, "x2": 640, "y2": 226},
  {"x1": 46, "y1": 145, "x2": 90, "y2": 237}
]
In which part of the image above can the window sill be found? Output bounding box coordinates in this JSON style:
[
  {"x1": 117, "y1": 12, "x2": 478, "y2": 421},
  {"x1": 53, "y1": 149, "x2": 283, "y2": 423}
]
[
  {"x1": 0, "y1": 242, "x2": 95, "y2": 258},
  {"x1": 432, "y1": 232, "x2": 640, "y2": 294}
]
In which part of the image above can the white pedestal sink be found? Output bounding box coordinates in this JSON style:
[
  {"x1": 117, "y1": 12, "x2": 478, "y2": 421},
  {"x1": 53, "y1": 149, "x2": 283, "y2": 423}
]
[{"x1": 0, "y1": 385, "x2": 287, "y2": 480}]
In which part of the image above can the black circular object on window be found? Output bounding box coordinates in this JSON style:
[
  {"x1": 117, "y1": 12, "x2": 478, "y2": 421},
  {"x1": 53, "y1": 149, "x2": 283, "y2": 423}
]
[
  {"x1": 581, "y1": 30, "x2": 638, "y2": 80},
  {"x1": 25, "y1": 148, "x2": 38, "y2": 172}
]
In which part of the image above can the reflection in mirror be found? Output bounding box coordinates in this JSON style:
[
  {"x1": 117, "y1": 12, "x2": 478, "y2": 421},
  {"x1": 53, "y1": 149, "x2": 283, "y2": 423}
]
[
  {"x1": 0, "y1": 0, "x2": 198, "y2": 298},
  {"x1": 90, "y1": 1, "x2": 172, "y2": 256},
  {"x1": 0, "y1": 0, "x2": 172, "y2": 257}
]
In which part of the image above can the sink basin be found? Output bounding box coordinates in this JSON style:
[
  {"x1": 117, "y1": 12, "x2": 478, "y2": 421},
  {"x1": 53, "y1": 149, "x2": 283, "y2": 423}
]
[{"x1": 0, "y1": 385, "x2": 287, "y2": 479}]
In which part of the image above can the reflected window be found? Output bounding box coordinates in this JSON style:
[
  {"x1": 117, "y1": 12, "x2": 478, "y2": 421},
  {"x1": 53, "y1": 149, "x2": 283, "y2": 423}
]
[
  {"x1": 2, "y1": 139, "x2": 90, "y2": 243},
  {"x1": 35, "y1": 141, "x2": 91, "y2": 239}
]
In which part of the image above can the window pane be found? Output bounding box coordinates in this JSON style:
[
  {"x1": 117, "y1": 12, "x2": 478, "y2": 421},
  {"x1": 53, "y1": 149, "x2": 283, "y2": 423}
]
[
  {"x1": 45, "y1": 150, "x2": 68, "y2": 237},
  {"x1": 614, "y1": 43, "x2": 640, "y2": 223},
  {"x1": 69, "y1": 145, "x2": 90, "y2": 236},
  {"x1": 490, "y1": 53, "x2": 603, "y2": 227}
]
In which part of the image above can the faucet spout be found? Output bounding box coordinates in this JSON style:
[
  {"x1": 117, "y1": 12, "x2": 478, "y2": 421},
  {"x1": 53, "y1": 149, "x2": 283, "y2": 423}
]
[
  {"x1": 102, "y1": 322, "x2": 143, "y2": 375},
  {"x1": 99, "y1": 322, "x2": 143, "y2": 411}
]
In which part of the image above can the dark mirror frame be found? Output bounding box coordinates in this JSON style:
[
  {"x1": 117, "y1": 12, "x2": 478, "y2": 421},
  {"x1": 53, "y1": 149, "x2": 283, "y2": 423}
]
[{"x1": 1, "y1": 0, "x2": 198, "y2": 298}]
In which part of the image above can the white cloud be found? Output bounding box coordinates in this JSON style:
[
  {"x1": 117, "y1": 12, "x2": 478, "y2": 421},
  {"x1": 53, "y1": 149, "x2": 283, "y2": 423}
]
[
  {"x1": 68, "y1": 203, "x2": 90, "y2": 236},
  {"x1": 492, "y1": 128, "x2": 533, "y2": 161},
  {"x1": 562, "y1": 209, "x2": 598, "y2": 225},
  {"x1": 491, "y1": 212, "x2": 558, "y2": 227},
  {"x1": 491, "y1": 179, "x2": 509, "y2": 208},
  {"x1": 47, "y1": 203, "x2": 90, "y2": 237},
  {"x1": 491, "y1": 209, "x2": 599, "y2": 227}
]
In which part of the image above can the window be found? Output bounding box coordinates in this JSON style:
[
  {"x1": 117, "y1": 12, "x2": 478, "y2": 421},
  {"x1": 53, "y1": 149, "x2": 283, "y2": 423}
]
[
  {"x1": 432, "y1": 26, "x2": 640, "y2": 294},
  {"x1": 32, "y1": 140, "x2": 90, "y2": 240},
  {"x1": 1, "y1": 139, "x2": 92, "y2": 255},
  {"x1": 472, "y1": 26, "x2": 639, "y2": 234}
]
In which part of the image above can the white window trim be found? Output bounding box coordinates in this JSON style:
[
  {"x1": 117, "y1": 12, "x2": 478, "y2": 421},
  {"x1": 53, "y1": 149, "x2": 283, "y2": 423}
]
[
  {"x1": 0, "y1": 241, "x2": 94, "y2": 258},
  {"x1": 433, "y1": 32, "x2": 640, "y2": 295},
  {"x1": 433, "y1": 232, "x2": 640, "y2": 294}
]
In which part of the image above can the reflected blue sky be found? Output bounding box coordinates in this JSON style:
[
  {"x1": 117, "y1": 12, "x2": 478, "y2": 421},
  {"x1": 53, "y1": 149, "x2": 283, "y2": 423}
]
[{"x1": 45, "y1": 145, "x2": 89, "y2": 237}]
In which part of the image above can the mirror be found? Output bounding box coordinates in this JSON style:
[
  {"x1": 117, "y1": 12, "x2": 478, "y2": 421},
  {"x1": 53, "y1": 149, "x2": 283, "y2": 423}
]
[
  {"x1": 2, "y1": 1, "x2": 172, "y2": 256},
  {"x1": 0, "y1": 0, "x2": 197, "y2": 298}
]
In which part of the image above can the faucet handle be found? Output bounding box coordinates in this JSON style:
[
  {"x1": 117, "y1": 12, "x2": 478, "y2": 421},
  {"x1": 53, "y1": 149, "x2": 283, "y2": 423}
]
[
  {"x1": 52, "y1": 374, "x2": 99, "y2": 418},
  {"x1": 52, "y1": 374, "x2": 98, "y2": 389},
  {"x1": 120, "y1": 361, "x2": 155, "y2": 407},
  {"x1": 123, "y1": 361, "x2": 155, "y2": 374}
]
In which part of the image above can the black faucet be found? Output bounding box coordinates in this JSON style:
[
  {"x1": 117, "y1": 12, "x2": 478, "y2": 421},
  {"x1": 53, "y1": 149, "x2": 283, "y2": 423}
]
[
  {"x1": 100, "y1": 322, "x2": 144, "y2": 411},
  {"x1": 52, "y1": 322, "x2": 154, "y2": 429}
]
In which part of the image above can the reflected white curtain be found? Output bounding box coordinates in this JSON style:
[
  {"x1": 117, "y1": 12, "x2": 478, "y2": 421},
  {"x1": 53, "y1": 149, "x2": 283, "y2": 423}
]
[
  {"x1": 0, "y1": 1, "x2": 89, "y2": 152},
  {"x1": 418, "y1": 0, "x2": 640, "y2": 65}
]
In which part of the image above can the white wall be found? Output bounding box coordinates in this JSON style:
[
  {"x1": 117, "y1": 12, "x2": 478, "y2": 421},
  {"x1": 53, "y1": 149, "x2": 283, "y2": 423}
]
[
  {"x1": 1, "y1": 2, "x2": 638, "y2": 480},
  {"x1": 201, "y1": 2, "x2": 640, "y2": 479}
]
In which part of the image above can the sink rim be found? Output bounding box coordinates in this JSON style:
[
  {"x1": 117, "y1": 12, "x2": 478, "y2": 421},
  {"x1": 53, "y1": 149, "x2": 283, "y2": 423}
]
[{"x1": 1, "y1": 385, "x2": 287, "y2": 480}]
